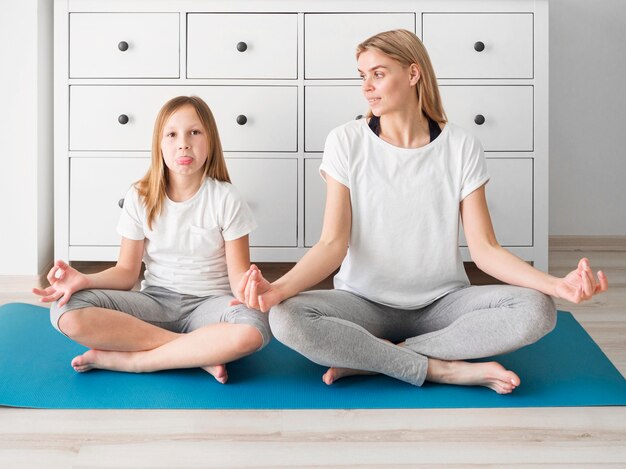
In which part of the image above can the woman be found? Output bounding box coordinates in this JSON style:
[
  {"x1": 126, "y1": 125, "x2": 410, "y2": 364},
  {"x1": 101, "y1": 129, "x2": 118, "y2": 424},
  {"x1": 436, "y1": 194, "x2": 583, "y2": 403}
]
[{"x1": 233, "y1": 29, "x2": 607, "y2": 393}]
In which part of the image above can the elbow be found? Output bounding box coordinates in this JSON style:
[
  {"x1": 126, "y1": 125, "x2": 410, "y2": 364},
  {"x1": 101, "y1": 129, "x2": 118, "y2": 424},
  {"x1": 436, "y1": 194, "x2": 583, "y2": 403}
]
[
  {"x1": 315, "y1": 236, "x2": 349, "y2": 265},
  {"x1": 470, "y1": 241, "x2": 501, "y2": 272}
]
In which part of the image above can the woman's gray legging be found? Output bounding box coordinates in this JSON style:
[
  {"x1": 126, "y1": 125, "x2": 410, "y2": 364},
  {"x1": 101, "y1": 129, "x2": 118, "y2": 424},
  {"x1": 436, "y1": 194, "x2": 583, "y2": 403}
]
[{"x1": 268, "y1": 285, "x2": 557, "y2": 386}]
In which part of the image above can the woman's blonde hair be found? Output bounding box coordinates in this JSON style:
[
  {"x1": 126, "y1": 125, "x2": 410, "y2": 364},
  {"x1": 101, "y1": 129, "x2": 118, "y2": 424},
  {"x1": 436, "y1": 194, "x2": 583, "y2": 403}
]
[
  {"x1": 356, "y1": 29, "x2": 447, "y2": 124},
  {"x1": 136, "y1": 95, "x2": 230, "y2": 230}
]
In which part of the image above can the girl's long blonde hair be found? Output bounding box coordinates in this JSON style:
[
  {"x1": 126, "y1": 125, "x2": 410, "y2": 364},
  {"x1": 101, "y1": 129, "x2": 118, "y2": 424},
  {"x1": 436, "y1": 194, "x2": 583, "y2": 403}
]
[
  {"x1": 136, "y1": 96, "x2": 230, "y2": 230},
  {"x1": 356, "y1": 29, "x2": 447, "y2": 124}
]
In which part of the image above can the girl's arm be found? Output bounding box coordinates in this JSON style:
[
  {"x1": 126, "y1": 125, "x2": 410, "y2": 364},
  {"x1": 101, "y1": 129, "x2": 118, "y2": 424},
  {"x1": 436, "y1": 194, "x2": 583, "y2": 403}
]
[
  {"x1": 234, "y1": 175, "x2": 352, "y2": 312},
  {"x1": 224, "y1": 234, "x2": 253, "y2": 295},
  {"x1": 461, "y1": 186, "x2": 608, "y2": 303},
  {"x1": 33, "y1": 237, "x2": 144, "y2": 307}
]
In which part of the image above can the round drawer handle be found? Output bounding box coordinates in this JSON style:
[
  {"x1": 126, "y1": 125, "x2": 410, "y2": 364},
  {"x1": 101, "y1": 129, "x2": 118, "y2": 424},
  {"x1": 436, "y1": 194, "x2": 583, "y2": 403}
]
[
  {"x1": 474, "y1": 114, "x2": 486, "y2": 125},
  {"x1": 118, "y1": 41, "x2": 129, "y2": 52},
  {"x1": 236, "y1": 114, "x2": 248, "y2": 125},
  {"x1": 236, "y1": 42, "x2": 248, "y2": 52},
  {"x1": 474, "y1": 41, "x2": 485, "y2": 52},
  {"x1": 355, "y1": 114, "x2": 363, "y2": 120},
  {"x1": 118, "y1": 198, "x2": 125, "y2": 209},
  {"x1": 118, "y1": 114, "x2": 129, "y2": 125}
]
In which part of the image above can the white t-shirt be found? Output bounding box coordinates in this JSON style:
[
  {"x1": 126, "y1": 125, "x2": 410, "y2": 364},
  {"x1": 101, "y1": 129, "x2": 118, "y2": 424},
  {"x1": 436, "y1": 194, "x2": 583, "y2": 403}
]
[
  {"x1": 319, "y1": 119, "x2": 489, "y2": 309},
  {"x1": 117, "y1": 178, "x2": 257, "y2": 297}
]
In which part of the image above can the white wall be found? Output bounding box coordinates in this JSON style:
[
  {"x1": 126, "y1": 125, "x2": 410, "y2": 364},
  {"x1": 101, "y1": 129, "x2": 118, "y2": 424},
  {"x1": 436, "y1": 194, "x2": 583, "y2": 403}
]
[
  {"x1": 549, "y1": 0, "x2": 626, "y2": 235},
  {"x1": 0, "y1": 0, "x2": 53, "y2": 275}
]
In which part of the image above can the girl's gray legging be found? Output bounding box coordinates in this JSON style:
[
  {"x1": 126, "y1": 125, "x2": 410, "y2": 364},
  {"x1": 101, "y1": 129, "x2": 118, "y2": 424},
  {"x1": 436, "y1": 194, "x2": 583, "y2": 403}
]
[{"x1": 268, "y1": 285, "x2": 557, "y2": 386}]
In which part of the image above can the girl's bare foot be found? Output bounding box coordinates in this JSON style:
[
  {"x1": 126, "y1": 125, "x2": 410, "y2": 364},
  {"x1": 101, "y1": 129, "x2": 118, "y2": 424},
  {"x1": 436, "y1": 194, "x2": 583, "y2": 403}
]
[
  {"x1": 322, "y1": 367, "x2": 378, "y2": 385},
  {"x1": 427, "y1": 358, "x2": 520, "y2": 394},
  {"x1": 71, "y1": 349, "x2": 135, "y2": 373},
  {"x1": 202, "y1": 364, "x2": 228, "y2": 384},
  {"x1": 71, "y1": 350, "x2": 229, "y2": 383}
]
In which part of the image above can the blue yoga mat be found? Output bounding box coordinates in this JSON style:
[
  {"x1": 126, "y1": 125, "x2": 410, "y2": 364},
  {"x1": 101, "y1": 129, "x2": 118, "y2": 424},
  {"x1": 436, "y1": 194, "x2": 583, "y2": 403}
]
[{"x1": 0, "y1": 303, "x2": 624, "y2": 409}]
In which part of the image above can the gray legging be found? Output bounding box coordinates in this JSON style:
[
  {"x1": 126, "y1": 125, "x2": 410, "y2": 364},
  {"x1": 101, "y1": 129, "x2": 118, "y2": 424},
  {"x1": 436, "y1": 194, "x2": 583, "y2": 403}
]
[{"x1": 268, "y1": 285, "x2": 556, "y2": 386}]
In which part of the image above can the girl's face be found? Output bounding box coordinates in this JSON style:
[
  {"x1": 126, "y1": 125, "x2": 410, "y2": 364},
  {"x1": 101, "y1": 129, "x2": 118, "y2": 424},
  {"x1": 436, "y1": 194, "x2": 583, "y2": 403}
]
[
  {"x1": 161, "y1": 104, "x2": 209, "y2": 178},
  {"x1": 357, "y1": 49, "x2": 419, "y2": 117}
]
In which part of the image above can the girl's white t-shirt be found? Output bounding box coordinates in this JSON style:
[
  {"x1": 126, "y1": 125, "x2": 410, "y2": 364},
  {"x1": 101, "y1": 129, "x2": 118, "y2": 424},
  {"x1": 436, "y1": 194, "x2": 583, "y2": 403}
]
[
  {"x1": 117, "y1": 178, "x2": 257, "y2": 297},
  {"x1": 319, "y1": 119, "x2": 489, "y2": 309}
]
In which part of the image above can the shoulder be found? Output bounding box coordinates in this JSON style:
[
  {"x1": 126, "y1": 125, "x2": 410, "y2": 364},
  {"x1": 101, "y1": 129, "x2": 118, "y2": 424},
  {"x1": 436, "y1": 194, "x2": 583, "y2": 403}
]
[
  {"x1": 442, "y1": 122, "x2": 484, "y2": 152},
  {"x1": 203, "y1": 178, "x2": 243, "y2": 203},
  {"x1": 327, "y1": 118, "x2": 368, "y2": 144}
]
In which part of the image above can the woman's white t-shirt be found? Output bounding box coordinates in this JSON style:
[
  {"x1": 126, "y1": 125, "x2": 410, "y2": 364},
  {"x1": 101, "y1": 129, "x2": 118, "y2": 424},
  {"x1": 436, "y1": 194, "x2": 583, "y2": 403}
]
[
  {"x1": 117, "y1": 178, "x2": 256, "y2": 297},
  {"x1": 319, "y1": 119, "x2": 489, "y2": 309}
]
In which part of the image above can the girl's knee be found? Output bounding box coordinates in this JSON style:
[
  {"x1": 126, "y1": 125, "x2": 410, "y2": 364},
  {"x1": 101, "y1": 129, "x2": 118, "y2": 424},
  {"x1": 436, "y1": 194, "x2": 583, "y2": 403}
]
[
  {"x1": 234, "y1": 325, "x2": 264, "y2": 354},
  {"x1": 56, "y1": 308, "x2": 90, "y2": 338}
]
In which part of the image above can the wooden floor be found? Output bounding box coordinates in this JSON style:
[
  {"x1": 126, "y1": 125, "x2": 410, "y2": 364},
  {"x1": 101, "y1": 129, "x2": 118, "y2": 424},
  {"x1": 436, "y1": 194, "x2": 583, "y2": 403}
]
[{"x1": 1, "y1": 247, "x2": 625, "y2": 468}]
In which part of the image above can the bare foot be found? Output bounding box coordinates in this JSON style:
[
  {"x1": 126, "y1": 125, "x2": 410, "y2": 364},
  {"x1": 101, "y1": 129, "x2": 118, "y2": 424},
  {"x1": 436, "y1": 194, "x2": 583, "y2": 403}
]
[
  {"x1": 203, "y1": 364, "x2": 229, "y2": 384},
  {"x1": 71, "y1": 349, "x2": 137, "y2": 373},
  {"x1": 427, "y1": 358, "x2": 520, "y2": 394},
  {"x1": 322, "y1": 367, "x2": 378, "y2": 385}
]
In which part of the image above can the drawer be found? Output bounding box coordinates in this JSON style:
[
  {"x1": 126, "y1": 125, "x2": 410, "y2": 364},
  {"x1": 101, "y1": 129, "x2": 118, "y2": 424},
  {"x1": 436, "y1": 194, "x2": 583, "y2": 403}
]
[
  {"x1": 70, "y1": 86, "x2": 298, "y2": 152},
  {"x1": 440, "y1": 86, "x2": 533, "y2": 152},
  {"x1": 304, "y1": 159, "x2": 325, "y2": 246},
  {"x1": 305, "y1": 13, "x2": 415, "y2": 79},
  {"x1": 70, "y1": 158, "x2": 150, "y2": 246},
  {"x1": 460, "y1": 158, "x2": 533, "y2": 247},
  {"x1": 187, "y1": 14, "x2": 297, "y2": 79},
  {"x1": 305, "y1": 86, "x2": 366, "y2": 152},
  {"x1": 423, "y1": 13, "x2": 533, "y2": 79},
  {"x1": 226, "y1": 158, "x2": 298, "y2": 247},
  {"x1": 69, "y1": 13, "x2": 179, "y2": 78}
]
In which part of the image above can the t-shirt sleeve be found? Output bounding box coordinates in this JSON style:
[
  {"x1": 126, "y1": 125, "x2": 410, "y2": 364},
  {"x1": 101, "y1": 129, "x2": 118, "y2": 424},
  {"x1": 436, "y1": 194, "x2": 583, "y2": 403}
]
[
  {"x1": 459, "y1": 136, "x2": 490, "y2": 201},
  {"x1": 319, "y1": 128, "x2": 350, "y2": 188},
  {"x1": 220, "y1": 184, "x2": 258, "y2": 242},
  {"x1": 116, "y1": 186, "x2": 145, "y2": 240}
]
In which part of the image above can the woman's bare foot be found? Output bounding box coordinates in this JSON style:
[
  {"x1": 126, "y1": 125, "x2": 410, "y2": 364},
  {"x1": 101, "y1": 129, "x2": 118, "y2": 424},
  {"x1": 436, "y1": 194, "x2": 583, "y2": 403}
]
[
  {"x1": 203, "y1": 364, "x2": 228, "y2": 384},
  {"x1": 71, "y1": 350, "x2": 229, "y2": 383},
  {"x1": 322, "y1": 367, "x2": 378, "y2": 385},
  {"x1": 427, "y1": 358, "x2": 520, "y2": 394}
]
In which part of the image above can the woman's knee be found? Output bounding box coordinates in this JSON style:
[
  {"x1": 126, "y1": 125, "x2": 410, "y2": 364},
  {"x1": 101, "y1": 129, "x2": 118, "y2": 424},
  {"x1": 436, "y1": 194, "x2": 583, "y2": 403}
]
[
  {"x1": 517, "y1": 289, "x2": 557, "y2": 344},
  {"x1": 268, "y1": 297, "x2": 310, "y2": 345}
]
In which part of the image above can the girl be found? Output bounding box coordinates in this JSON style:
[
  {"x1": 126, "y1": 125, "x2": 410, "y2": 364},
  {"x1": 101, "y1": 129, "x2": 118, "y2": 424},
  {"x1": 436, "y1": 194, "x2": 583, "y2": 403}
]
[
  {"x1": 33, "y1": 96, "x2": 271, "y2": 383},
  {"x1": 233, "y1": 30, "x2": 608, "y2": 394}
]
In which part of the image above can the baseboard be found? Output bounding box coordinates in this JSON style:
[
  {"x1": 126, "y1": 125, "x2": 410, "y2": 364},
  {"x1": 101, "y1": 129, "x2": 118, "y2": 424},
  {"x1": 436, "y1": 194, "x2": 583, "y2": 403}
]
[{"x1": 549, "y1": 235, "x2": 626, "y2": 252}]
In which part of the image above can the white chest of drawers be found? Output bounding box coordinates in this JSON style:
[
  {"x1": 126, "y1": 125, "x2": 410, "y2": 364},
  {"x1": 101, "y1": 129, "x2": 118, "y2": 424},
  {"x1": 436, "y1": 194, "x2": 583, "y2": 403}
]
[{"x1": 54, "y1": 0, "x2": 549, "y2": 271}]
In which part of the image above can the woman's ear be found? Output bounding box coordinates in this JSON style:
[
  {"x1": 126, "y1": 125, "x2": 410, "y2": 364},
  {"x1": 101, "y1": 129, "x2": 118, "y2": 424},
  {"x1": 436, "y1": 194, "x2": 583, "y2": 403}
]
[{"x1": 409, "y1": 63, "x2": 420, "y2": 86}]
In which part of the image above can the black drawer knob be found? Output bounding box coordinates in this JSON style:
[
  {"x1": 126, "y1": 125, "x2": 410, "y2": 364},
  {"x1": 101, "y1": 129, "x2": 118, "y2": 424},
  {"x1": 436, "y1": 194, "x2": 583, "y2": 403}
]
[
  {"x1": 236, "y1": 114, "x2": 248, "y2": 125},
  {"x1": 236, "y1": 42, "x2": 248, "y2": 52},
  {"x1": 474, "y1": 114, "x2": 486, "y2": 125},
  {"x1": 118, "y1": 198, "x2": 124, "y2": 208},
  {"x1": 118, "y1": 41, "x2": 129, "y2": 52},
  {"x1": 474, "y1": 41, "x2": 485, "y2": 52},
  {"x1": 118, "y1": 114, "x2": 129, "y2": 125},
  {"x1": 355, "y1": 114, "x2": 363, "y2": 120}
]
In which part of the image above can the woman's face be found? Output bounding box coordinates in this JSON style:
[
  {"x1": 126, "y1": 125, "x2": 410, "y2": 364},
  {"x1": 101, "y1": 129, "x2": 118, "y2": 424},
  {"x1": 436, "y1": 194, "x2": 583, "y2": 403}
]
[
  {"x1": 160, "y1": 104, "x2": 209, "y2": 178},
  {"x1": 357, "y1": 49, "x2": 419, "y2": 117}
]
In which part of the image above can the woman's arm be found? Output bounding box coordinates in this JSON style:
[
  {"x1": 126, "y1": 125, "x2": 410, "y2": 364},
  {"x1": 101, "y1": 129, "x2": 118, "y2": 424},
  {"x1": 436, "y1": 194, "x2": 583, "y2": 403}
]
[
  {"x1": 33, "y1": 237, "x2": 144, "y2": 306},
  {"x1": 461, "y1": 186, "x2": 608, "y2": 303},
  {"x1": 234, "y1": 175, "x2": 352, "y2": 312}
]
